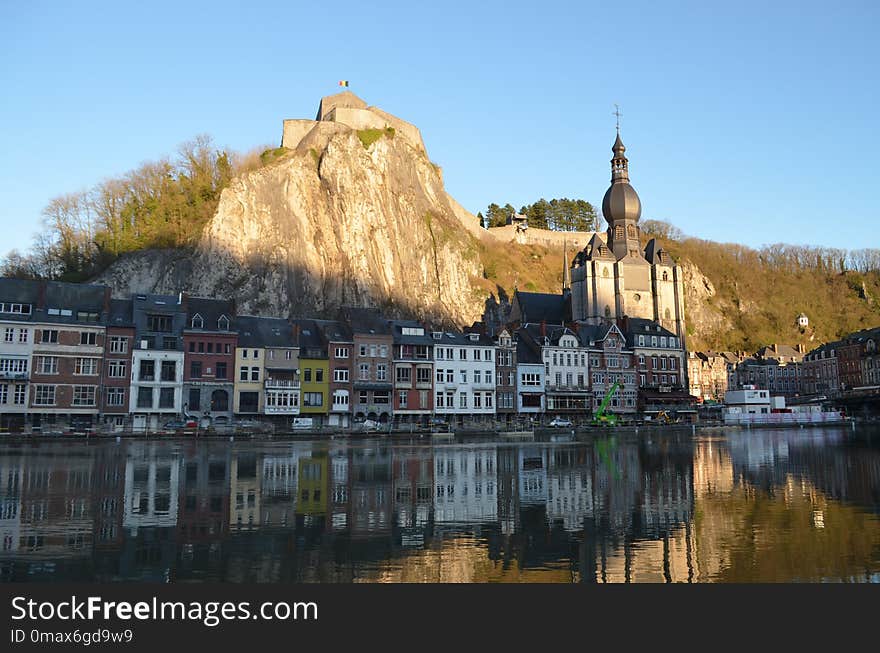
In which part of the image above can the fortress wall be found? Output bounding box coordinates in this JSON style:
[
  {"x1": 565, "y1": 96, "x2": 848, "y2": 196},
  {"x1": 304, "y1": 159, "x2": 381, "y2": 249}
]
[
  {"x1": 282, "y1": 119, "x2": 319, "y2": 149},
  {"x1": 487, "y1": 225, "x2": 599, "y2": 250},
  {"x1": 367, "y1": 106, "x2": 426, "y2": 153},
  {"x1": 328, "y1": 107, "x2": 427, "y2": 153}
]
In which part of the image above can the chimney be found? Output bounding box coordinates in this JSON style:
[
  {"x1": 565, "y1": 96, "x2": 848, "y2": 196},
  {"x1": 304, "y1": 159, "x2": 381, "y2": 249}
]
[
  {"x1": 178, "y1": 291, "x2": 189, "y2": 310},
  {"x1": 540, "y1": 320, "x2": 546, "y2": 337},
  {"x1": 102, "y1": 286, "x2": 112, "y2": 316}
]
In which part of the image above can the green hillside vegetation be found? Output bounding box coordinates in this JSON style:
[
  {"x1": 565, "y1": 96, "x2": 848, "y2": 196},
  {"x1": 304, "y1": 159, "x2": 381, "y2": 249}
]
[{"x1": 1, "y1": 135, "x2": 273, "y2": 282}]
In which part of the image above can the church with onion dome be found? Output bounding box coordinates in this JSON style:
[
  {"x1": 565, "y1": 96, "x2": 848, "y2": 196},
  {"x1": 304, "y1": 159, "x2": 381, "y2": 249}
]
[{"x1": 569, "y1": 131, "x2": 686, "y2": 340}]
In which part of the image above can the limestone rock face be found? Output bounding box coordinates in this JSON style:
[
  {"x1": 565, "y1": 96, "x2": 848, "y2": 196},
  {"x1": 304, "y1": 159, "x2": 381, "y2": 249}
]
[
  {"x1": 98, "y1": 121, "x2": 484, "y2": 324},
  {"x1": 680, "y1": 261, "x2": 731, "y2": 346}
]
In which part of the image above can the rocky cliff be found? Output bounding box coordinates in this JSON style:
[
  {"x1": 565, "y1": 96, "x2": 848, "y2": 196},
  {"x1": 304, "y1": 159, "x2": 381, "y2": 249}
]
[{"x1": 98, "y1": 110, "x2": 486, "y2": 325}]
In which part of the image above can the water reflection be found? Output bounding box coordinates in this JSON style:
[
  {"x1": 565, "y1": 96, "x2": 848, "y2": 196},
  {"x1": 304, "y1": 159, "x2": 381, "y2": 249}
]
[{"x1": 1, "y1": 426, "x2": 878, "y2": 583}]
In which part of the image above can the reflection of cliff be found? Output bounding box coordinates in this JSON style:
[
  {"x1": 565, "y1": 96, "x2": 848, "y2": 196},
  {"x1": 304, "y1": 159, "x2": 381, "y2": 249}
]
[{"x1": 692, "y1": 479, "x2": 880, "y2": 582}]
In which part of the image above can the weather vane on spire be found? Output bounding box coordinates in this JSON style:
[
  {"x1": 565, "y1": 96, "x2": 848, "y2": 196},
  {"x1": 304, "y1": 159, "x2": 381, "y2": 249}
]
[{"x1": 613, "y1": 104, "x2": 622, "y2": 133}]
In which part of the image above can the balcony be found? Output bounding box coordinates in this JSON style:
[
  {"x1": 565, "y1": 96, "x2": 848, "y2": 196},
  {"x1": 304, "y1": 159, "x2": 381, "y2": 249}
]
[{"x1": 265, "y1": 378, "x2": 300, "y2": 389}]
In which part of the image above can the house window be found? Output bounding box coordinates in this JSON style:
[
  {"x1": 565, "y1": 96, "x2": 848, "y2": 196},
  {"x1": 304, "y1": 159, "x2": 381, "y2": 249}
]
[
  {"x1": 396, "y1": 367, "x2": 411, "y2": 383},
  {"x1": 3, "y1": 328, "x2": 12, "y2": 342},
  {"x1": 137, "y1": 387, "x2": 153, "y2": 408},
  {"x1": 485, "y1": 393, "x2": 493, "y2": 408},
  {"x1": 160, "y1": 360, "x2": 176, "y2": 382},
  {"x1": 399, "y1": 390, "x2": 408, "y2": 407},
  {"x1": 474, "y1": 370, "x2": 482, "y2": 384},
  {"x1": 250, "y1": 367, "x2": 260, "y2": 382},
  {"x1": 34, "y1": 385, "x2": 56, "y2": 406},
  {"x1": 109, "y1": 337, "x2": 127, "y2": 353},
  {"x1": 80, "y1": 332, "x2": 97, "y2": 346},
  {"x1": 14, "y1": 385, "x2": 26, "y2": 404},
  {"x1": 376, "y1": 364, "x2": 387, "y2": 381},
  {"x1": 147, "y1": 315, "x2": 172, "y2": 333},
  {"x1": 75, "y1": 358, "x2": 98, "y2": 376},
  {"x1": 304, "y1": 392, "x2": 323, "y2": 407},
  {"x1": 315, "y1": 369, "x2": 323, "y2": 382},
  {"x1": 436, "y1": 368, "x2": 444, "y2": 383},
  {"x1": 334, "y1": 368, "x2": 350, "y2": 382},
  {"x1": 41, "y1": 330, "x2": 58, "y2": 344},
  {"x1": 218, "y1": 315, "x2": 229, "y2": 330},
  {"x1": 107, "y1": 360, "x2": 126, "y2": 378},
  {"x1": 369, "y1": 345, "x2": 377, "y2": 357},
  {"x1": 36, "y1": 356, "x2": 56, "y2": 375},
  {"x1": 459, "y1": 349, "x2": 467, "y2": 361},
  {"x1": 359, "y1": 391, "x2": 368, "y2": 405},
  {"x1": 190, "y1": 361, "x2": 202, "y2": 378},
  {"x1": 158, "y1": 387, "x2": 175, "y2": 408},
  {"x1": 163, "y1": 337, "x2": 177, "y2": 350},
  {"x1": 139, "y1": 360, "x2": 155, "y2": 381},
  {"x1": 379, "y1": 345, "x2": 388, "y2": 358},
  {"x1": 417, "y1": 367, "x2": 431, "y2": 384},
  {"x1": 72, "y1": 386, "x2": 96, "y2": 407},
  {"x1": 335, "y1": 347, "x2": 349, "y2": 359},
  {"x1": 359, "y1": 363, "x2": 369, "y2": 380},
  {"x1": 216, "y1": 362, "x2": 227, "y2": 379},
  {"x1": 192, "y1": 314, "x2": 204, "y2": 329},
  {"x1": 239, "y1": 366, "x2": 248, "y2": 381},
  {"x1": 106, "y1": 388, "x2": 125, "y2": 407},
  {"x1": 474, "y1": 393, "x2": 482, "y2": 409},
  {"x1": 459, "y1": 392, "x2": 467, "y2": 408}
]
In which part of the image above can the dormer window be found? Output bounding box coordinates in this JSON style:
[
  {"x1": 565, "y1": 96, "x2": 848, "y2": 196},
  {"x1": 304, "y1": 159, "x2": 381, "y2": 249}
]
[
  {"x1": 192, "y1": 314, "x2": 204, "y2": 329},
  {"x1": 432, "y1": 332, "x2": 442, "y2": 340},
  {"x1": 469, "y1": 333, "x2": 479, "y2": 342},
  {"x1": 218, "y1": 315, "x2": 230, "y2": 330}
]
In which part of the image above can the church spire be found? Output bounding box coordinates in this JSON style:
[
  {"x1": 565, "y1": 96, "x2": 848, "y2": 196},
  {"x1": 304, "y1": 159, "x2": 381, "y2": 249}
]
[{"x1": 611, "y1": 132, "x2": 629, "y2": 183}]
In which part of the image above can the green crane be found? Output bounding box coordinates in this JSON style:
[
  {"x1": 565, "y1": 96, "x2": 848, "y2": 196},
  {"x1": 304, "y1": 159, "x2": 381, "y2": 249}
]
[{"x1": 592, "y1": 381, "x2": 621, "y2": 427}]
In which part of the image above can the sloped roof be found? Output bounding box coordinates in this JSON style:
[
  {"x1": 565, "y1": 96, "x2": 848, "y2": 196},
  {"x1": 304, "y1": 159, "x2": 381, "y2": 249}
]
[
  {"x1": 513, "y1": 290, "x2": 567, "y2": 325},
  {"x1": 236, "y1": 315, "x2": 297, "y2": 348},
  {"x1": 185, "y1": 297, "x2": 235, "y2": 332}
]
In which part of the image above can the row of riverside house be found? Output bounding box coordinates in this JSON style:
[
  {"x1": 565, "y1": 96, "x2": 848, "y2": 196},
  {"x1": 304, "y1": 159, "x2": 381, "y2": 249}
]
[
  {"x1": 687, "y1": 328, "x2": 880, "y2": 405},
  {"x1": 0, "y1": 278, "x2": 696, "y2": 433}
]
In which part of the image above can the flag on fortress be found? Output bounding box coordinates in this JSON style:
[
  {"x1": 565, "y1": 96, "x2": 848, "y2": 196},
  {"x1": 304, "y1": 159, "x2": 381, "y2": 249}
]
[{"x1": 338, "y1": 80, "x2": 349, "y2": 87}]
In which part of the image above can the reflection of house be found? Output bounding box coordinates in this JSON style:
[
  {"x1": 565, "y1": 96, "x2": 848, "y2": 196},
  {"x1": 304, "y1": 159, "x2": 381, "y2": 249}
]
[
  {"x1": 433, "y1": 446, "x2": 497, "y2": 524},
  {"x1": 0, "y1": 454, "x2": 23, "y2": 553},
  {"x1": 350, "y1": 445, "x2": 392, "y2": 536},
  {"x1": 178, "y1": 446, "x2": 229, "y2": 545},
  {"x1": 297, "y1": 451, "x2": 328, "y2": 517},
  {"x1": 229, "y1": 452, "x2": 261, "y2": 529},
  {"x1": 262, "y1": 445, "x2": 311, "y2": 528},
  {"x1": 19, "y1": 454, "x2": 94, "y2": 558},
  {"x1": 546, "y1": 448, "x2": 593, "y2": 531},
  {"x1": 518, "y1": 447, "x2": 547, "y2": 506},
  {"x1": 123, "y1": 443, "x2": 180, "y2": 533},
  {"x1": 328, "y1": 444, "x2": 350, "y2": 532},
  {"x1": 92, "y1": 445, "x2": 125, "y2": 552},
  {"x1": 392, "y1": 446, "x2": 433, "y2": 545}
]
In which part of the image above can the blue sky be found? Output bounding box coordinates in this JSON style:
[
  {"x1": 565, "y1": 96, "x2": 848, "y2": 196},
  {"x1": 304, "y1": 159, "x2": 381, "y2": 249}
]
[{"x1": 1, "y1": 0, "x2": 878, "y2": 255}]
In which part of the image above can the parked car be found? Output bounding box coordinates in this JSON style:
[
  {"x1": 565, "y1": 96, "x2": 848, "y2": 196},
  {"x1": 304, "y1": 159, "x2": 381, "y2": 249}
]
[
  {"x1": 233, "y1": 418, "x2": 271, "y2": 432},
  {"x1": 549, "y1": 417, "x2": 573, "y2": 428},
  {"x1": 429, "y1": 416, "x2": 450, "y2": 430},
  {"x1": 163, "y1": 417, "x2": 198, "y2": 430},
  {"x1": 360, "y1": 419, "x2": 381, "y2": 432}
]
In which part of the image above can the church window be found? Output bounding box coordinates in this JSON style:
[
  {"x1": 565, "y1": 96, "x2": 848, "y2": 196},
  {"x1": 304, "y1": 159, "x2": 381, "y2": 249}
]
[
  {"x1": 604, "y1": 305, "x2": 611, "y2": 318},
  {"x1": 665, "y1": 308, "x2": 671, "y2": 320},
  {"x1": 633, "y1": 293, "x2": 641, "y2": 302},
  {"x1": 614, "y1": 226, "x2": 624, "y2": 241},
  {"x1": 602, "y1": 267, "x2": 609, "y2": 278},
  {"x1": 627, "y1": 225, "x2": 636, "y2": 238},
  {"x1": 662, "y1": 271, "x2": 669, "y2": 281}
]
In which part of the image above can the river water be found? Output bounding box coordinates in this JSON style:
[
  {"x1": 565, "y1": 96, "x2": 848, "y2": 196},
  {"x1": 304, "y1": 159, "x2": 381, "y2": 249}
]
[{"x1": 1, "y1": 425, "x2": 878, "y2": 583}]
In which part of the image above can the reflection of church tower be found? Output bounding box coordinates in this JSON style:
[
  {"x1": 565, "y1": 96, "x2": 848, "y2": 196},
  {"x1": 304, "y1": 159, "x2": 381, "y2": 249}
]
[{"x1": 570, "y1": 130, "x2": 686, "y2": 339}]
